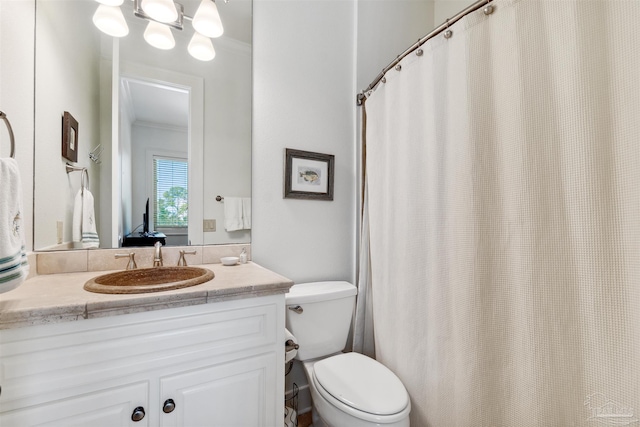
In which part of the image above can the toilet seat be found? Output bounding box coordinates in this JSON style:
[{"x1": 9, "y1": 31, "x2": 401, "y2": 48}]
[{"x1": 312, "y1": 353, "x2": 410, "y2": 424}]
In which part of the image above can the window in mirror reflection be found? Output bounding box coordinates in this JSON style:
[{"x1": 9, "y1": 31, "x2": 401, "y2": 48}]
[{"x1": 154, "y1": 156, "x2": 188, "y2": 233}]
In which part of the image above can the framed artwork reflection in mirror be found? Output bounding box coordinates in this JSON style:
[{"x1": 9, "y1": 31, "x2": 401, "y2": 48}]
[{"x1": 62, "y1": 111, "x2": 78, "y2": 163}]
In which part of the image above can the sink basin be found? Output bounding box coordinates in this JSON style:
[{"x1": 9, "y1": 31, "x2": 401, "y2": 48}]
[{"x1": 84, "y1": 266, "x2": 215, "y2": 294}]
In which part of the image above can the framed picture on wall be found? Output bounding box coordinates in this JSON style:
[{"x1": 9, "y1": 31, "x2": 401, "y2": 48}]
[
  {"x1": 62, "y1": 111, "x2": 79, "y2": 163},
  {"x1": 284, "y1": 148, "x2": 335, "y2": 201}
]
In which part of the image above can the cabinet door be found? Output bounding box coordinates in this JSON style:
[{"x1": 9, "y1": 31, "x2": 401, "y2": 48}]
[
  {"x1": 0, "y1": 382, "x2": 149, "y2": 427},
  {"x1": 159, "y1": 353, "x2": 278, "y2": 427}
]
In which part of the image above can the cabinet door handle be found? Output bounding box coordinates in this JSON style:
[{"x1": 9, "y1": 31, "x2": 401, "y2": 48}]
[
  {"x1": 131, "y1": 406, "x2": 146, "y2": 422},
  {"x1": 288, "y1": 305, "x2": 303, "y2": 314},
  {"x1": 163, "y1": 399, "x2": 176, "y2": 414}
]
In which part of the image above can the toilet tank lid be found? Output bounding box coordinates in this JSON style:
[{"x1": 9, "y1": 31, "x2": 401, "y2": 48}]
[{"x1": 285, "y1": 281, "x2": 357, "y2": 305}]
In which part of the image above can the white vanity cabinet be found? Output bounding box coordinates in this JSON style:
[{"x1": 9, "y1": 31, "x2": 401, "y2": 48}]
[
  {"x1": 0, "y1": 382, "x2": 150, "y2": 426},
  {"x1": 0, "y1": 294, "x2": 285, "y2": 427},
  {"x1": 159, "y1": 352, "x2": 276, "y2": 427}
]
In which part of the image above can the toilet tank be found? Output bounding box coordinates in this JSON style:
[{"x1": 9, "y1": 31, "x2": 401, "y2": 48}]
[{"x1": 285, "y1": 281, "x2": 357, "y2": 361}]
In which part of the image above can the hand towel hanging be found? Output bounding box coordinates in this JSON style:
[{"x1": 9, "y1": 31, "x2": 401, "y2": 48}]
[
  {"x1": 72, "y1": 188, "x2": 100, "y2": 249},
  {"x1": 0, "y1": 158, "x2": 29, "y2": 293},
  {"x1": 242, "y1": 197, "x2": 251, "y2": 229},
  {"x1": 224, "y1": 197, "x2": 244, "y2": 231}
]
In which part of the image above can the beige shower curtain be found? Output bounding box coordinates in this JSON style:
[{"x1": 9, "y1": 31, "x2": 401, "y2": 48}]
[{"x1": 362, "y1": 0, "x2": 640, "y2": 425}]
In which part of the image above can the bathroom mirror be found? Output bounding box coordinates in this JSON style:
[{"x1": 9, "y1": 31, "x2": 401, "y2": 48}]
[{"x1": 33, "y1": 0, "x2": 251, "y2": 251}]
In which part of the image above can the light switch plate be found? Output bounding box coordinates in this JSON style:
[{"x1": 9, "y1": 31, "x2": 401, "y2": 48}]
[{"x1": 203, "y1": 219, "x2": 216, "y2": 232}]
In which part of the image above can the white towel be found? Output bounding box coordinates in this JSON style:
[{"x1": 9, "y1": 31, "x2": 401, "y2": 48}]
[
  {"x1": 224, "y1": 197, "x2": 244, "y2": 231},
  {"x1": 72, "y1": 189, "x2": 99, "y2": 249},
  {"x1": 242, "y1": 197, "x2": 251, "y2": 229},
  {"x1": 0, "y1": 158, "x2": 29, "y2": 293}
]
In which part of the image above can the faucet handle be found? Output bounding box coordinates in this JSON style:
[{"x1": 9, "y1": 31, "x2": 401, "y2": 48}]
[
  {"x1": 177, "y1": 250, "x2": 197, "y2": 266},
  {"x1": 115, "y1": 252, "x2": 137, "y2": 270},
  {"x1": 153, "y1": 241, "x2": 163, "y2": 267}
]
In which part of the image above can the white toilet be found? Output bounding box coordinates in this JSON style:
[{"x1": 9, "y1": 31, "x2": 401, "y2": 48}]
[{"x1": 285, "y1": 281, "x2": 411, "y2": 427}]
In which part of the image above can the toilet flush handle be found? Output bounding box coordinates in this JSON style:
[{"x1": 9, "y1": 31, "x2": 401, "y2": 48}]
[{"x1": 288, "y1": 305, "x2": 303, "y2": 314}]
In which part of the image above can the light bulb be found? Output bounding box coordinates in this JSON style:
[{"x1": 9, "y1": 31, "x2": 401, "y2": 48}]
[
  {"x1": 192, "y1": 0, "x2": 224, "y2": 38},
  {"x1": 96, "y1": 0, "x2": 124, "y2": 6},
  {"x1": 140, "y1": 0, "x2": 178, "y2": 24},
  {"x1": 92, "y1": 4, "x2": 129, "y2": 38},
  {"x1": 188, "y1": 33, "x2": 216, "y2": 61},
  {"x1": 143, "y1": 21, "x2": 175, "y2": 50}
]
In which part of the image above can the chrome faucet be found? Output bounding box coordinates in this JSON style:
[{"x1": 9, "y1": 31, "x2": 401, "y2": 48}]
[{"x1": 153, "y1": 241, "x2": 163, "y2": 267}]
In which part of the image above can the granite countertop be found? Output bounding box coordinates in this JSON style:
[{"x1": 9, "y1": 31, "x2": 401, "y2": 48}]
[{"x1": 0, "y1": 262, "x2": 293, "y2": 330}]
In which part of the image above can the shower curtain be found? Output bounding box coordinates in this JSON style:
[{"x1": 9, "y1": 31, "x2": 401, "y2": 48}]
[{"x1": 361, "y1": 0, "x2": 639, "y2": 425}]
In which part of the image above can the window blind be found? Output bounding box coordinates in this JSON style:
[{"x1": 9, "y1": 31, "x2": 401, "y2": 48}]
[{"x1": 153, "y1": 157, "x2": 188, "y2": 228}]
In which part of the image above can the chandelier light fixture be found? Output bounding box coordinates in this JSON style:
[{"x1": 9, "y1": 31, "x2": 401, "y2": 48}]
[
  {"x1": 140, "y1": 0, "x2": 179, "y2": 23},
  {"x1": 92, "y1": 0, "x2": 225, "y2": 61},
  {"x1": 188, "y1": 32, "x2": 216, "y2": 61},
  {"x1": 192, "y1": 0, "x2": 223, "y2": 38},
  {"x1": 143, "y1": 20, "x2": 176, "y2": 50},
  {"x1": 93, "y1": 2, "x2": 129, "y2": 37}
]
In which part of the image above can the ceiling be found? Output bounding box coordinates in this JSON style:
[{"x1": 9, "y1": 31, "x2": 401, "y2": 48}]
[{"x1": 122, "y1": 79, "x2": 190, "y2": 129}]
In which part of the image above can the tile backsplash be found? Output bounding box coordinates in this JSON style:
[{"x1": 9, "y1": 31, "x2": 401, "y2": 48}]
[{"x1": 33, "y1": 244, "x2": 251, "y2": 276}]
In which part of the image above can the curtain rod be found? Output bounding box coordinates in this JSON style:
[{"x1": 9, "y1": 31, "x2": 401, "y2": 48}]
[{"x1": 356, "y1": 0, "x2": 495, "y2": 106}]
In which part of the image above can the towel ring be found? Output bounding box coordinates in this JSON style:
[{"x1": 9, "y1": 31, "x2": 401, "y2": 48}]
[
  {"x1": 66, "y1": 163, "x2": 89, "y2": 194},
  {"x1": 0, "y1": 111, "x2": 16, "y2": 158},
  {"x1": 81, "y1": 169, "x2": 90, "y2": 193}
]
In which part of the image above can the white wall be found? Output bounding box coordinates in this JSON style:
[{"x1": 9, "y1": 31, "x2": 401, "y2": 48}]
[
  {"x1": 32, "y1": 0, "x2": 102, "y2": 250},
  {"x1": 434, "y1": 0, "x2": 477, "y2": 24},
  {"x1": 357, "y1": 0, "x2": 434, "y2": 90},
  {"x1": 357, "y1": 0, "x2": 476, "y2": 92},
  {"x1": 0, "y1": 0, "x2": 34, "y2": 252},
  {"x1": 200, "y1": 40, "x2": 252, "y2": 245},
  {"x1": 253, "y1": 0, "x2": 358, "y2": 284}
]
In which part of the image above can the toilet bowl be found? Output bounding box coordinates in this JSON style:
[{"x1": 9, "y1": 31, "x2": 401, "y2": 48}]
[{"x1": 285, "y1": 281, "x2": 411, "y2": 427}]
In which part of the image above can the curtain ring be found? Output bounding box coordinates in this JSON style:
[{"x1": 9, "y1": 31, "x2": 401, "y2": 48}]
[
  {"x1": 483, "y1": 0, "x2": 494, "y2": 15},
  {"x1": 444, "y1": 19, "x2": 453, "y2": 39},
  {"x1": 415, "y1": 40, "x2": 424, "y2": 57}
]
